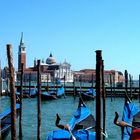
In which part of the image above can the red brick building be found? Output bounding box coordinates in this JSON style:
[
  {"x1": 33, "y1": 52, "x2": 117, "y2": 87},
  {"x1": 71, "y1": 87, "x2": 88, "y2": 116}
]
[{"x1": 74, "y1": 69, "x2": 124, "y2": 84}]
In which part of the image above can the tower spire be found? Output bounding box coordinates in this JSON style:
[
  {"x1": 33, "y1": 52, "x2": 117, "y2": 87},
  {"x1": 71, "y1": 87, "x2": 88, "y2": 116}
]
[
  {"x1": 18, "y1": 32, "x2": 26, "y2": 71},
  {"x1": 50, "y1": 53, "x2": 52, "y2": 57},
  {"x1": 20, "y1": 32, "x2": 24, "y2": 44}
]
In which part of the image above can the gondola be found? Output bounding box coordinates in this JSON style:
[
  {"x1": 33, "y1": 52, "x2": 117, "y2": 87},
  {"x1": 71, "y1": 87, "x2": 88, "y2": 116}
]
[
  {"x1": 46, "y1": 98, "x2": 107, "y2": 140},
  {"x1": 41, "y1": 91, "x2": 57, "y2": 100},
  {"x1": 16, "y1": 87, "x2": 37, "y2": 98},
  {"x1": 81, "y1": 88, "x2": 96, "y2": 101},
  {"x1": 56, "y1": 86, "x2": 65, "y2": 98},
  {"x1": 114, "y1": 98, "x2": 140, "y2": 140},
  {"x1": 0, "y1": 103, "x2": 20, "y2": 139},
  {"x1": 41, "y1": 86, "x2": 64, "y2": 100},
  {"x1": 23, "y1": 88, "x2": 37, "y2": 98},
  {"x1": 131, "y1": 111, "x2": 140, "y2": 140}
]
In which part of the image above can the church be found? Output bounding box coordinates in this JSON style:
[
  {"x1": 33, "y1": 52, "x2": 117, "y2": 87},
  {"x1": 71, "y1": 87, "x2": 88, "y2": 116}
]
[
  {"x1": 16, "y1": 33, "x2": 124, "y2": 85},
  {"x1": 16, "y1": 33, "x2": 74, "y2": 83}
]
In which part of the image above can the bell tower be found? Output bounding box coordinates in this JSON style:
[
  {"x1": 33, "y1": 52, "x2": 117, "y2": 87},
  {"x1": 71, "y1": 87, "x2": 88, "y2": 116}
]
[{"x1": 18, "y1": 32, "x2": 26, "y2": 71}]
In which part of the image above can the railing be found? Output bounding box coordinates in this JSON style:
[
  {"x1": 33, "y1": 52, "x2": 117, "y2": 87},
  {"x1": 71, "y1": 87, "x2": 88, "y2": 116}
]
[{"x1": 13, "y1": 85, "x2": 140, "y2": 98}]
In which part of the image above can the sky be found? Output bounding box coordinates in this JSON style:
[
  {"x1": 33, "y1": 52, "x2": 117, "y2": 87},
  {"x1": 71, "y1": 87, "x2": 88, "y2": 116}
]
[{"x1": 0, "y1": 0, "x2": 140, "y2": 79}]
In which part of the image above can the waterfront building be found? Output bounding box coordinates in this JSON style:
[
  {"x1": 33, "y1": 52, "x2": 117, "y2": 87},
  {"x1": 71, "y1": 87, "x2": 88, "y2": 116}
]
[
  {"x1": 16, "y1": 34, "x2": 74, "y2": 83},
  {"x1": 16, "y1": 33, "x2": 124, "y2": 85},
  {"x1": 54, "y1": 60, "x2": 73, "y2": 82},
  {"x1": 33, "y1": 54, "x2": 74, "y2": 83},
  {"x1": 74, "y1": 69, "x2": 124, "y2": 85}
]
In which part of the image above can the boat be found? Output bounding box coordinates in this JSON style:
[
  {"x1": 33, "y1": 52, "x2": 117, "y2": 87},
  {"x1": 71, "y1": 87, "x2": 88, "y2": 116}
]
[
  {"x1": 0, "y1": 103, "x2": 20, "y2": 139},
  {"x1": 56, "y1": 86, "x2": 65, "y2": 98},
  {"x1": 81, "y1": 88, "x2": 96, "y2": 101},
  {"x1": 46, "y1": 98, "x2": 107, "y2": 140},
  {"x1": 41, "y1": 86, "x2": 64, "y2": 100},
  {"x1": 23, "y1": 88, "x2": 37, "y2": 98},
  {"x1": 41, "y1": 90, "x2": 57, "y2": 100},
  {"x1": 131, "y1": 111, "x2": 140, "y2": 140},
  {"x1": 16, "y1": 87, "x2": 37, "y2": 98},
  {"x1": 114, "y1": 98, "x2": 140, "y2": 140}
]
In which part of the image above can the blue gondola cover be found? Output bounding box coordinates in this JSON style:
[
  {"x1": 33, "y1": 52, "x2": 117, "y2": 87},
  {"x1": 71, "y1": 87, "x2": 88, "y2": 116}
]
[
  {"x1": 87, "y1": 88, "x2": 96, "y2": 96},
  {"x1": 56, "y1": 86, "x2": 64, "y2": 97},
  {"x1": 46, "y1": 102, "x2": 96, "y2": 140},
  {"x1": 0, "y1": 103, "x2": 20, "y2": 120},
  {"x1": 122, "y1": 101, "x2": 139, "y2": 140},
  {"x1": 47, "y1": 130, "x2": 71, "y2": 140},
  {"x1": 73, "y1": 130, "x2": 96, "y2": 140},
  {"x1": 69, "y1": 106, "x2": 91, "y2": 130}
]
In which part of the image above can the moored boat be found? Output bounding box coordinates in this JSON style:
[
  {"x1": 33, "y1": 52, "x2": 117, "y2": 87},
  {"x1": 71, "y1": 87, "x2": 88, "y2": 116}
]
[
  {"x1": 56, "y1": 86, "x2": 65, "y2": 98},
  {"x1": 23, "y1": 88, "x2": 37, "y2": 98},
  {"x1": 114, "y1": 98, "x2": 140, "y2": 140},
  {"x1": 46, "y1": 98, "x2": 107, "y2": 140},
  {"x1": 81, "y1": 88, "x2": 96, "y2": 101},
  {"x1": 0, "y1": 103, "x2": 20, "y2": 139},
  {"x1": 130, "y1": 111, "x2": 140, "y2": 140},
  {"x1": 41, "y1": 91, "x2": 57, "y2": 100},
  {"x1": 130, "y1": 128, "x2": 140, "y2": 140},
  {"x1": 16, "y1": 87, "x2": 37, "y2": 98},
  {"x1": 41, "y1": 86, "x2": 64, "y2": 100}
]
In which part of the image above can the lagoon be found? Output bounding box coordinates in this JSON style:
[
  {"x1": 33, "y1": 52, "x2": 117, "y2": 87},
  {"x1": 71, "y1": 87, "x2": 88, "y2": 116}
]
[{"x1": 1, "y1": 95, "x2": 140, "y2": 140}]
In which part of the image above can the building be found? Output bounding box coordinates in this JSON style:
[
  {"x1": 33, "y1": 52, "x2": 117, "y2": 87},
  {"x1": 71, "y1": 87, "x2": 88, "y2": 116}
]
[
  {"x1": 54, "y1": 60, "x2": 73, "y2": 82},
  {"x1": 16, "y1": 34, "x2": 73, "y2": 83},
  {"x1": 18, "y1": 32, "x2": 26, "y2": 71},
  {"x1": 32, "y1": 54, "x2": 74, "y2": 83},
  {"x1": 74, "y1": 69, "x2": 124, "y2": 84},
  {"x1": 16, "y1": 33, "x2": 124, "y2": 85}
]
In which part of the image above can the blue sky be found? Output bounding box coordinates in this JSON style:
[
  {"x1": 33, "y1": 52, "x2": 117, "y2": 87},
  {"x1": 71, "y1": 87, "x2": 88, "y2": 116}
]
[{"x1": 0, "y1": 0, "x2": 140, "y2": 79}]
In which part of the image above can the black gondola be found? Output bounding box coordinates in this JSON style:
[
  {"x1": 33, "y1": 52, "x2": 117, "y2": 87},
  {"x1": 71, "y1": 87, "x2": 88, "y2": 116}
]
[
  {"x1": 0, "y1": 103, "x2": 20, "y2": 139},
  {"x1": 41, "y1": 86, "x2": 64, "y2": 100},
  {"x1": 46, "y1": 98, "x2": 108, "y2": 140},
  {"x1": 114, "y1": 98, "x2": 140, "y2": 140},
  {"x1": 81, "y1": 88, "x2": 96, "y2": 101},
  {"x1": 41, "y1": 91, "x2": 57, "y2": 100},
  {"x1": 16, "y1": 87, "x2": 37, "y2": 98}
]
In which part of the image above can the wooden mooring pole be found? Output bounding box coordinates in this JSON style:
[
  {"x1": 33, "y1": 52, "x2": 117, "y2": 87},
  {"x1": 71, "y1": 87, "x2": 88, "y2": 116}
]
[
  {"x1": 0, "y1": 60, "x2": 1, "y2": 139},
  {"x1": 37, "y1": 60, "x2": 41, "y2": 140},
  {"x1": 47, "y1": 74, "x2": 49, "y2": 91},
  {"x1": 19, "y1": 63, "x2": 24, "y2": 137},
  {"x1": 73, "y1": 75, "x2": 76, "y2": 99},
  {"x1": 79, "y1": 75, "x2": 82, "y2": 92},
  {"x1": 64, "y1": 75, "x2": 66, "y2": 97},
  {"x1": 96, "y1": 50, "x2": 102, "y2": 140},
  {"x1": 29, "y1": 73, "x2": 31, "y2": 95},
  {"x1": 92, "y1": 73, "x2": 94, "y2": 88},
  {"x1": 129, "y1": 74, "x2": 132, "y2": 100},
  {"x1": 7, "y1": 44, "x2": 17, "y2": 140},
  {"x1": 0, "y1": 61, "x2": 1, "y2": 101},
  {"x1": 124, "y1": 70, "x2": 129, "y2": 103},
  {"x1": 110, "y1": 74, "x2": 113, "y2": 102},
  {"x1": 124, "y1": 70, "x2": 128, "y2": 94},
  {"x1": 102, "y1": 60, "x2": 106, "y2": 140},
  {"x1": 139, "y1": 75, "x2": 140, "y2": 103},
  {"x1": 113, "y1": 75, "x2": 116, "y2": 100}
]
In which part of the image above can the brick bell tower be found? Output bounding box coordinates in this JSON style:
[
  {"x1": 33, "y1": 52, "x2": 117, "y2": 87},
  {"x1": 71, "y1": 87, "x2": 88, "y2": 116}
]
[{"x1": 18, "y1": 32, "x2": 26, "y2": 71}]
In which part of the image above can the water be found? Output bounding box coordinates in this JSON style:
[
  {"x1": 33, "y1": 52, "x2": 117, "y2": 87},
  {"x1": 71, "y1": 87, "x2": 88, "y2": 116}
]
[{"x1": 1, "y1": 96, "x2": 140, "y2": 140}]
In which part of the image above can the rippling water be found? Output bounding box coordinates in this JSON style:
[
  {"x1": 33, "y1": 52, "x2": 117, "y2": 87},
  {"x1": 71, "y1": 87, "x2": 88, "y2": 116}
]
[{"x1": 1, "y1": 95, "x2": 140, "y2": 140}]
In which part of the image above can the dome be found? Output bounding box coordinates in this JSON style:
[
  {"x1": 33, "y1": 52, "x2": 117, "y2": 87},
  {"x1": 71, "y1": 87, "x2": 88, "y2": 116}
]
[{"x1": 46, "y1": 53, "x2": 56, "y2": 64}]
